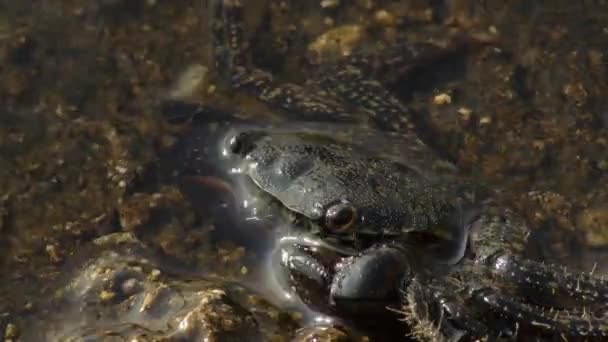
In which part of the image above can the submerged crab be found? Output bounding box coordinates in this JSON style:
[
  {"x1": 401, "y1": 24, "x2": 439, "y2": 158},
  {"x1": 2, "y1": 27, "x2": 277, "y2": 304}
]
[
  {"x1": 226, "y1": 129, "x2": 608, "y2": 341},
  {"x1": 168, "y1": 0, "x2": 608, "y2": 340}
]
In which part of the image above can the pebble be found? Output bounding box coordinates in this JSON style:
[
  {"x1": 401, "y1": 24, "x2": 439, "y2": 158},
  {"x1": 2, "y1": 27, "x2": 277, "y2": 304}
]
[
  {"x1": 374, "y1": 9, "x2": 397, "y2": 27},
  {"x1": 458, "y1": 107, "x2": 473, "y2": 121},
  {"x1": 320, "y1": 0, "x2": 339, "y2": 9},
  {"x1": 4, "y1": 323, "x2": 17, "y2": 340},
  {"x1": 149, "y1": 269, "x2": 161, "y2": 281},
  {"x1": 99, "y1": 290, "x2": 116, "y2": 302},
  {"x1": 308, "y1": 25, "x2": 365, "y2": 63},
  {"x1": 121, "y1": 278, "x2": 141, "y2": 296},
  {"x1": 479, "y1": 116, "x2": 492, "y2": 125},
  {"x1": 45, "y1": 244, "x2": 62, "y2": 263},
  {"x1": 433, "y1": 93, "x2": 452, "y2": 105},
  {"x1": 576, "y1": 206, "x2": 608, "y2": 246},
  {"x1": 169, "y1": 64, "x2": 208, "y2": 99}
]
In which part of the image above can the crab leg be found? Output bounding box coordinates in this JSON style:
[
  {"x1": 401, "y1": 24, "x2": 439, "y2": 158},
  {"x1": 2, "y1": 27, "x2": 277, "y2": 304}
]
[
  {"x1": 312, "y1": 64, "x2": 419, "y2": 133},
  {"x1": 491, "y1": 254, "x2": 608, "y2": 307},
  {"x1": 307, "y1": 64, "x2": 453, "y2": 167},
  {"x1": 339, "y1": 40, "x2": 476, "y2": 84},
  {"x1": 309, "y1": 36, "x2": 482, "y2": 132},
  {"x1": 471, "y1": 286, "x2": 608, "y2": 338},
  {"x1": 208, "y1": 0, "x2": 473, "y2": 130},
  {"x1": 473, "y1": 212, "x2": 608, "y2": 308},
  {"x1": 403, "y1": 277, "x2": 493, "y2": 341},
  {"x1": 406, "y1": 267, "x2": 608, "y2": 340},
  {"x1": 209, "y1": 0, "x2": 356, "y2": 122}
]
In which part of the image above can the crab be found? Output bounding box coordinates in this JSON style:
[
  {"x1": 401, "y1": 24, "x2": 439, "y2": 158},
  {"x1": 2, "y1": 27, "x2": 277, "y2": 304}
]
[
  {"x1": 225, "y1": 129, "x2": 608, "y2": 341},
  {"x1": 167, "y1": 0, "x2": 608, "y2": 340}
]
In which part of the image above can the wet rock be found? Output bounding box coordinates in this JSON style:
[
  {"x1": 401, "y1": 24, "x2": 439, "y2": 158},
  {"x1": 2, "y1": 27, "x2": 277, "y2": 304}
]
[
  {"x1": 4, "y1": 323, "x2": 18, "y2": 341},
  {"x1": 307, "y1": 25, "x2": 365, "y2": 64},
  {"x1": 117, "y1": 185, "x2": 195, "y2": 233},
  {"x1": 116, "y1": 185, "x2": 233, "y2": 269},
  {"x1": 320, "y1": 0, "x2": 340, "y2": 10},
  {"x1": 516, "y1": 191, "x2": 574, "y2": 231},
  {"x1": 293, "y1": 325, "x2": 355, "y2": 342},
  {"x1": 168, "y1": 64, "x2": 209, "y2": 100},
  {"x1": 562, "y1": 82, "x2": 588, "y2": 106},
  {"x1": 20, "y1": 237, "x2": 299, "y2": 341},
  {"x1": 165, "y1": 288, "x2": 263, "y2": 341},
  {"x1": 576, "y1": 205, "x2": 608, "y2": 247}
]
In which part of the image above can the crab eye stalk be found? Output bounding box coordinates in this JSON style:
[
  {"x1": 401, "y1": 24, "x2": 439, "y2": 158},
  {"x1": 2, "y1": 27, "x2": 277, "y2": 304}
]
[{"x1": 325, "y1": 202, "x2": 358, "y2": 233}]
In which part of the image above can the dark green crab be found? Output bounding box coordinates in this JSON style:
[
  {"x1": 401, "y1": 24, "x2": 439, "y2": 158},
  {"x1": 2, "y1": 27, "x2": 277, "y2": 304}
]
[
  {"x1": 167, "y1": 0, "x2": 608, "y2": 340},
  {"x1": 225, "y1": 127, "x2": 608, "y2": 340}
]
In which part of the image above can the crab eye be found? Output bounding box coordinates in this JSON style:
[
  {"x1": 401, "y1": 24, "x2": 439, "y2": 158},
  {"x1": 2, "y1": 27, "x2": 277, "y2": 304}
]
[
  {"x1": 227, "y1": 131, "x2": 266, "y2": 157},
  {"x1": 228, "y1": 133, "x2": 246, "y2": 154},
  {"x1": 325, "y1": 202, "x2": 357, "y2": 233},
  {"x1": 228, "y1": 132, "x2": 258, "y2": 156}
]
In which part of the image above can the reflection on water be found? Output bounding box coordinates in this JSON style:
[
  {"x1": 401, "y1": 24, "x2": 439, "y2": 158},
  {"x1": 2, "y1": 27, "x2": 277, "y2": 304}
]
[{"x1": 1, "y1": 0, "x2": 608, "y2": 341}]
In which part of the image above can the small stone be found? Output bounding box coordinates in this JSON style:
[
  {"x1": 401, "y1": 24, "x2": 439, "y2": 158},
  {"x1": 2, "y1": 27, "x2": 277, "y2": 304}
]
[
  {"x1": 4, "y1": 323, "x2": 18, "y2": 339},
  {"x1": 114, "y1": 165, "x2": 128, "y2": 174},
  {"x1": 210, "y1": 288, "x2": 226, "y2": 296},
  {"x1": 292, "y1": 324, "x2": 351, "y2": 342},
  {"x1": 374, "y1": 9, "x2": 396, "y2": 27},
  {"x1": 433, "y1": 93, "x2": 452, "y2": 105},
  {"x1": 23, "y1": 302, "x2": 33, "y2": 311},
  {"x1": 308, "y1": 25, "x2": 365, "y2": 64},
  {"x1": 532, "y1": 139, "x2": 545, "y2": 150},
  {"x1": 562, "y1": 82, "x2": 588, "y2": 104},
  {"x1": 320, "y1": 0, "x2": 339, "y2": 9},
  {"x1": 588, "y1": 49, "x2": 603, "y2": 66},
  {"x1": 149, "y1": 269, "x2": 161, "y2": 281},
  {"x1": 479, "y1": 116, "x2": 492, "y2": 125},
  {"x1": 576, "y1": 206, "x2": 608, "y2": 246},
  {"x1": 93, "y1": 232, "x2": 139, "y2": 246},
  {"x1": 121, "y1": 278, "x2": 141, "y2": 296},
  {"x1": 458, "y1": 107, "x2": 473, "y2": 121},
  {"x1": 45, "y1": 244, "x2": 62, "y2": 263},
  {"x1": 99, "y1": 290, "x2": 116, "y2": 302},
  {"x1": 169, "y1": 64, "x2": 208, "y2": 99},
  {"x1": 140, "y1": 292, "x2": 155, "y2": 312}
]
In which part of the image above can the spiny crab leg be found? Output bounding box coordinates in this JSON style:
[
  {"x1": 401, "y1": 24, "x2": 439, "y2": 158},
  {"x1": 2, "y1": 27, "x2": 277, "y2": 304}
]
[
  {"x1": 309, "y1": 38, "x2": 478, "y2": 133},
  {"x1": 490, "y1": 254, "x2": 608, "y2": 307},
  {"x1": 473, "y1": 213, "x2": 608, "y2": 308},
  {"x1": 471, "y1": 287, "x2": 608, "y2": 338},
  {"x1": 209, "y1": 0, "x2": 248, "y2": 82},
  {"x1": 312, "y1": 65, "x2": 419, "y2": 134},
  {"x1": 209, "y1": 0, "x2": 355, "y2": 122},
  {"x1": 405, "y1": 266, "x2": 608, "y2": 340},
  {"x1": 404, "y1": 277, "x2": 492, "y2": 341},
  {"x1": 465, "y1": 211, "x2": 608, "y2": 338},
  {"x1": 209, "y1": 0, "x2": 474, "y2": 129}
]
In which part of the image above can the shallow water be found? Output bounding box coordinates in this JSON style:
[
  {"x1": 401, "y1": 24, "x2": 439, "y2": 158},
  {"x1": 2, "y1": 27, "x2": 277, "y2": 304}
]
[{"x1": 1, "y1": 1, "x2": 608, "y2": 341}]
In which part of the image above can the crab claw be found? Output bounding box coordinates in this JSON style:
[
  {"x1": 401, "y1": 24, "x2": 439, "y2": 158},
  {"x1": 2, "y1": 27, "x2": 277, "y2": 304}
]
[
  {"x1": 272, "y1": 236, "x2": 344, "y2": 312},
  {"x1": 330, "y1": 244, "x2": 410, "y2": 314}
]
